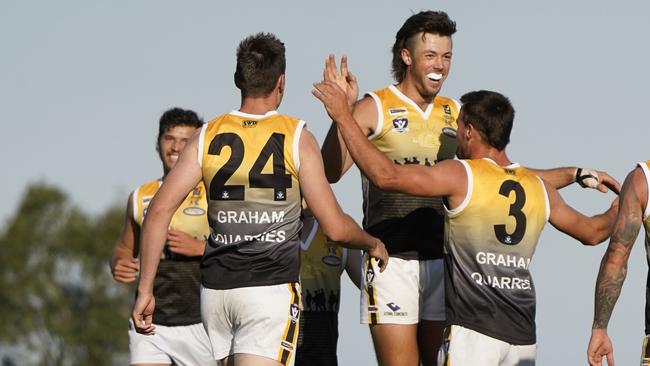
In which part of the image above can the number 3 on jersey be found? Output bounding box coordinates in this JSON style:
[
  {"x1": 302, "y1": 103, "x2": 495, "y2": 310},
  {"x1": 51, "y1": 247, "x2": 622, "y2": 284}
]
[
  {"x1": 208, "y1": 132, "x2": 292, "y2": 201},
  {"x1": 494, "y1": 180, "x2": 527, "y2": 245}
]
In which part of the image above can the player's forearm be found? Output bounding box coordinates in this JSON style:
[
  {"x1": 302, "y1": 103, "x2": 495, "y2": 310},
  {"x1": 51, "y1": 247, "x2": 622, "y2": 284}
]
[
  {"x1": 530, "y1": 167, "x2": 576, "y2": 189},
  {"x1": 592, "y1": 252, "x2": 628, "y2": 329},
  {"x1": 322, "y1": 213, "x2": 374, "y2": 251},
  {"x1": 335, "y1": 113, "x2": 397, "y2": 190},
  {"x1": 137, "y1": 207, "x2": 172, "y2": 294},
  {"x1": 321, "y1": 123, "x2": 350, "y2": 183}
]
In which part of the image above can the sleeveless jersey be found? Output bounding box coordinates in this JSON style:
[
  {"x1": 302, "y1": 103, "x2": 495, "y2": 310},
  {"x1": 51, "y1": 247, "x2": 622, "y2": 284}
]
[
  {"x1": 637, "y1": 161, "x2": 650, "y2": 334},
  {"x1": 363, "y1": 85, "x2": 459, "y2": 260},
  {"x1": 444, "y1": 159, "x2": 549, "y2": 345},
  {"x1": 132, "y1": 179, "x2": 209, "y2": 326},
  {"x1": 198, "y1": 110, "x2": 303, "y2": 290},
  {"x1": 296, "y1": 217, "x2": 347, "y2": 366}
]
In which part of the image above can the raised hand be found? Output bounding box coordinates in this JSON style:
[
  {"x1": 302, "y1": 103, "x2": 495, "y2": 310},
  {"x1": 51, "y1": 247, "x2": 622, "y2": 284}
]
[{"x1": 323, "y1": 54, "x2": 358, "y2": 107}]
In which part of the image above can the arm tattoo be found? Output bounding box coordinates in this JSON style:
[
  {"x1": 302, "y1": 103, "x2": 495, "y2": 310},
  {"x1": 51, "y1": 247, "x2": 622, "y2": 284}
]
[{"x1": 593, "y1": 176, "x2": 643, "y2": 329}]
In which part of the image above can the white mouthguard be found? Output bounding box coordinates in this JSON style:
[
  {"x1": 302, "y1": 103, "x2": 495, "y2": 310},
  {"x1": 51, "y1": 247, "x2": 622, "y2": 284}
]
[{"x1": 427, "y1": 72, "x2": 443, "y2": 81}]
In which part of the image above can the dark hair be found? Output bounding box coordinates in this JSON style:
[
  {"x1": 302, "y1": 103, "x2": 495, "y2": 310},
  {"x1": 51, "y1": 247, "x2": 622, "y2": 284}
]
[
  {"x1": 234, "y1": 33, "x2": 286, "y2": 98},
  {"x1": 460, "y1": 90, "x2": 514, "y2": 151},
  {"x1": 158, "y1": 107, "x2": 203, "y2": 140},
  {"x1": 391, "y1": 10, "x2": 456, "y2": 82}
]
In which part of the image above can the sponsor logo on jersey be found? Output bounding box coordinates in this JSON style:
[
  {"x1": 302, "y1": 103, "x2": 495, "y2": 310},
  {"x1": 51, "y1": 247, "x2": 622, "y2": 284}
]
[
  {"x1": 442, "y1": 127, "x2": 457, "y2": 138},
  {"x1": 388, "y1": 107, "x2": 408, "y2": 116},
  {"x1": 391, "y1": 117, "x2": 409, "y2": 133},
  {"x1": 142, "y1": 195, "x2": 153, "y2": 205},
  {"x1": 443, "y1": 104, "x2": 452, "y2": 115},
  {"x1": 242, "y1": 120, "x2": 258, "y2": 128},
  {"x1": 183, "y1": 206, "x2": 206, "y2": 216},
  {"x1": 322, "y1": 255, "x2": 341, "y2": 266},
  {"x1": 387, "y1": 302, "x2": 401, "y2": 312},
  {"x1": 321, "y1": 245, "x2": 341, "y2": 266}
]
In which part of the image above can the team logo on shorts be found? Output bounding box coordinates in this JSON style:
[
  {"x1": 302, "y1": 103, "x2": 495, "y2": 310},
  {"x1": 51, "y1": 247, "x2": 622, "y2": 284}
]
[
  {"x1": 290, "y1": 303, "x2": 300, "y2": 323},
  {"x1": 366, "y1": 267, "x2": 375, "y2": 284},
  {"x1": 387, "y1": 302, "x2": 401, "y2": 312},
  {"x1": 391, "y1": 117, "x2": 409, "y2": 133},
  {"x1": 281, "y1": 341, "x2": 294, "y2": 351}
]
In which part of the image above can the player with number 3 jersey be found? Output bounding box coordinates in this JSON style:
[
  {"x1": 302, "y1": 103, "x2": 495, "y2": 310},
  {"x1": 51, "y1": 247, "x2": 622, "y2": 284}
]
[{"x1": 313, "y1": 85, "x2": 618, "y2": 366}]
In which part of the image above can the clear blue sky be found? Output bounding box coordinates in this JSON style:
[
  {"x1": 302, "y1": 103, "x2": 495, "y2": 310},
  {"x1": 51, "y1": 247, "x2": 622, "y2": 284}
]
[{"x1": 1, "y1": 1, "x2": 648, "y2": 364}]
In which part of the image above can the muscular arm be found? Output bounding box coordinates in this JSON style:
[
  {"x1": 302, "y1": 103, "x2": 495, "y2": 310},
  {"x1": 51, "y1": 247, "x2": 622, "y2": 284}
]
[
  {"x1": 313, "y1": 80, "x2": 465, "y2": 201},
  {"x1": 546, "y1": 180, "x2": 618, "y2": 245},
  {"x1": 110, "y1": 193, "x2": 140, "y2": 283},
  {"x1": 587, "y1": 167, "x2": 646, "y2": 365},
  {"x1": 321, "y1": 96, "x2": 377, "y2": 183},
  {"x1": 300, "y1": 128, "x2": 385, "y2": 258},
  {"x1": 593, "y1": 168, "x2": 646, "y2": 327},
  {"x1": 530, "y1": 167, "x2": 621, "y2": 193}
]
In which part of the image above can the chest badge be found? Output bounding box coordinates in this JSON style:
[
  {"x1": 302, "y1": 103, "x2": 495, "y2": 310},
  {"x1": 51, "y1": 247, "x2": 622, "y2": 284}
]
[{"x1": 391, "y1": 117, "x2": 409, "y2": 133}]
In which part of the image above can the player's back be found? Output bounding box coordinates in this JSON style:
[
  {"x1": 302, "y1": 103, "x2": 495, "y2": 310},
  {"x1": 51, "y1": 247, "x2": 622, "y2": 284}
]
[
  {"x1": 444, "y1": 158, "x2": 549, "y2": 345},
  {"x1": 198, "y1": 110, "x2": 304, "y2": 290}
]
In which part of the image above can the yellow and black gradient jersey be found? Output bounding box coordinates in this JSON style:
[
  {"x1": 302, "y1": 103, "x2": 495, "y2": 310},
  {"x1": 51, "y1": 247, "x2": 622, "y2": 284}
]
[
  {"x1": 364, "y1": 85, "x2": 459, "y2": 260},
  {"x1": 637, "y1": 160, "x2": 650, "y2": 334},
  {"x1": 132, "y1": 178, "x2": 209, "y2": 326},
  {"x1": 198, "y1": 110, "x2": 304, "y2": 290},
  {"x1": 444, "y1": 158, "x2": 549, "y2": 345},
  {"x1": 296, "y1": 217, "x2": 347, "y2": 366}
]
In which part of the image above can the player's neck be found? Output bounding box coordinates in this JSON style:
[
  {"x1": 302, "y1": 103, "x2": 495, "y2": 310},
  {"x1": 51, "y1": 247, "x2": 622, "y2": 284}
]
[
  {"x1": 395, "y1": 80, "x2": 435, "y2": 111},
  {"x1": 471, "y1": 145, "x2": 512, "y2": 166},
  {"x1": 239, "y1": 95, "x2": 279, "y2": 115}
]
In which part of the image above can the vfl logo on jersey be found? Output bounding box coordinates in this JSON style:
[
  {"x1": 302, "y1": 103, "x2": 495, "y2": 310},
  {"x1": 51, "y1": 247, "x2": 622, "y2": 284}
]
[
  {"x1": 388, "y1": 107, "x2": 408, "y2": 116},
  {"x1": 290, "y1": 303, "x2": 300, "y2": 323},
  {"x1": 391, "y1": 117, "x2": 409, "y2": 133},
  {"x1": 281, "y1": 341, "x2": 294, "y2": 351},
  {"x1": 441, "y1": 127, "x2": 457, "y2": 138},
  {"x1": 183, "y1": 207, "x2": 205, "y2": 216},
  {"x1": 443, "y1": 104, "x2": 452, "y2": 115},
  {"x1": 321, "y1": 244, "x2": 342, "y2": 266},
  {"x1": 275, "y1": 191, "x2": 286, "y2": 201},
  {"x1": 242, "y1": 120, "x2": 258, "y2": 128}
]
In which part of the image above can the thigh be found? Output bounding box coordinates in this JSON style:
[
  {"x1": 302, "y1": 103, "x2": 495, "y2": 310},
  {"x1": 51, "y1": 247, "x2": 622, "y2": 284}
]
[
  {"x1": 157, "y1": 323, "x2": 216, "y2": 366},
  {"x1": 438, "y1": 325, "x2": 504, "y2": 366},
  {"x1": 202, "y1": 286, "x2": 233, "y2": 361},
  {"x1": 370, "y1": 323, "x2": 419, "y2": 366},
  {"x1": 361, "y1": 255, "x2": 420, "y2": 325},
  {"x1": 230, "y1": 283, "x2": 301, "y2": 366}
]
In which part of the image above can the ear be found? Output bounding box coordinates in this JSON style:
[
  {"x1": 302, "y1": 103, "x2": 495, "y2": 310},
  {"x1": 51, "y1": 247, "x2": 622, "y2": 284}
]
[
  {"x1": 277, "y1": 74, "x2": 285, "y2": 94},
  {"x1": 155, "y1": 138, "x2": 160, "y2": 152},
  {"x1": 400, "y1": 48, "x2": 412, "y2": 66},
  {"x1": 465, "y1": 123, "x2": 474, "y2": 140}
]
